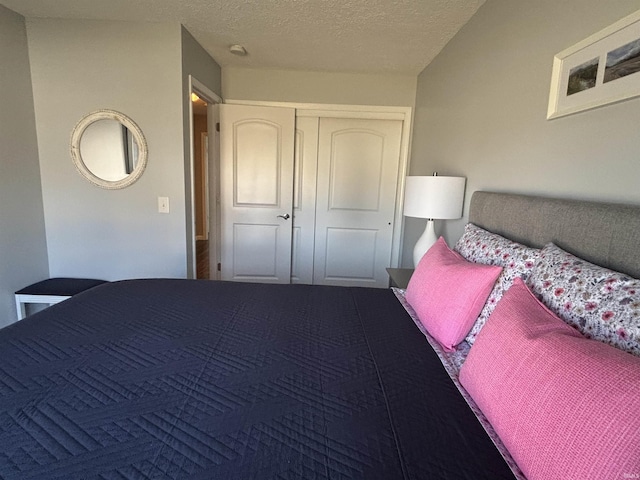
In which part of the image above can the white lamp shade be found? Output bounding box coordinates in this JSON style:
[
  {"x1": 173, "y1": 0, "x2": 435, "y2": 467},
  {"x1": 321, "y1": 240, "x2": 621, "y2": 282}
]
[{"x1": 403, "y1": 176, "x2": 466, "y2": 219}]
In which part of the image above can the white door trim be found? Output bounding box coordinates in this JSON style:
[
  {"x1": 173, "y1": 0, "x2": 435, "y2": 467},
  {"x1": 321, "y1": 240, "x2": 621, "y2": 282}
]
[
  {"x1": 226, "y1": 99, "x2": 409, "y2": 118},
  {"x1": 192, "y1": 77, "x2": 223, "y2": 104},
  {"x1": 225, "y1": 99, "x2": 412, "y2": 269},
  {"x1": 187, "y1": 75, "x2": 223, "y2": 279}
]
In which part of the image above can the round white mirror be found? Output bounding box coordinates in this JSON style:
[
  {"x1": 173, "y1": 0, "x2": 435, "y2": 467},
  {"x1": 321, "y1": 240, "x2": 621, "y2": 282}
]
[{"x1": 70, "y1": 110, "x2": 148, "y2": 189}]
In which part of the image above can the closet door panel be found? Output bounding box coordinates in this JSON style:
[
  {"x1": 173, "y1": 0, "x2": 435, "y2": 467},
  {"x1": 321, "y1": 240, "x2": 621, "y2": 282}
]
[
  {"x1": 329, "y1": 131, "x2": 384, "y2": 211},
  {"x1": 290, "y1": 117, "x2": 319, "y2": 284},
  {"x1": 313, "y1": 118, "x2": 403, "y2": 287},
  {"x1": 324, "y1": 228, "x2": 377, "y2": 279}
]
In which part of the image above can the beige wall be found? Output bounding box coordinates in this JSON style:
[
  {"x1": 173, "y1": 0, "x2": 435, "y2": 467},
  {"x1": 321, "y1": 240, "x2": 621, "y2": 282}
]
[
  {"x1": 403, "y1": 0, "x2": 640, "y2": 266},
  {"x1": 0, "y1": 5, "x2": 49, "y2": 326},
  {"x1": 28, "y1": 19, "x2": 188, "y2": 280},
  {"x1": 223, "y1": 66, "x2": 417, "y2": 106}
]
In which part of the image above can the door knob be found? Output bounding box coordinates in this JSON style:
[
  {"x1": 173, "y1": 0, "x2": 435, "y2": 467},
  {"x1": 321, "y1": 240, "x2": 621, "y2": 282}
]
[{"x1": 277, "y1": 213, "x2": 290, "y2": 220}]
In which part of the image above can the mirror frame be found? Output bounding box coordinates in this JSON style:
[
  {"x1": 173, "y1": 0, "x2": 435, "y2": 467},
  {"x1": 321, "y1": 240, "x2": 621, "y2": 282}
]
[{"x1": 70, "y1": 109, "x2": 148, "y2": 189}]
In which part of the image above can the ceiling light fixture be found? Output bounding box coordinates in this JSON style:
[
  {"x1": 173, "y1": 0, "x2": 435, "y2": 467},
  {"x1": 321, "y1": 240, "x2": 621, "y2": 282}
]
[
  {"x1": 229, "y1": 44, "x2": 247, "y2": 56},
  {"x1": 191, "y1": 93, "x2": 200, "y2": 102}
]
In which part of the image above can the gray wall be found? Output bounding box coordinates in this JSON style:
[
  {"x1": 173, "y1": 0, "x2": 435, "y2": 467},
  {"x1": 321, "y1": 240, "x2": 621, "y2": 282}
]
[
  {"x1": 223, "y1": 67, "x2": 417, "y2": 106},
  {"x1": 182, "y1": 27, "x2": 222, "y2": 98},
  {"x1": 181, "y1": 26, "x2": 222, "y2": 277},
  {"x1": 404, "y1": 0, "x2": 640, "y2": 267},
  {"x1": 0, "y1": 5, "x2": 49, "y2": 326},
  {"x1": 27, "y1": 19, "x2": 189, "y2": 280}
]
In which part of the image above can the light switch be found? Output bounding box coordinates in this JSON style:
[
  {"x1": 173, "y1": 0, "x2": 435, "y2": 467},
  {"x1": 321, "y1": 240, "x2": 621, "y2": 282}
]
[{"x1": 158, "y1": 196, "x2": 170, "y2": 213}]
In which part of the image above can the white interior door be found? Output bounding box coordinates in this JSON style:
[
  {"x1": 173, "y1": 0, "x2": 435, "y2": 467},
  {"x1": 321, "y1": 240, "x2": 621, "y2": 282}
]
[
  {"x1": 219, "y1": 104, "x2": 295, "y2": 283},
  {"x1": 291, "y1": 117, "x2": 319, "y2": 284},
  {"x1": 313, "y1": 117, "x2": 403, "y2": 287},
  {"x1": 209, "y1": 103, "x2": 221, "y2": 280}
]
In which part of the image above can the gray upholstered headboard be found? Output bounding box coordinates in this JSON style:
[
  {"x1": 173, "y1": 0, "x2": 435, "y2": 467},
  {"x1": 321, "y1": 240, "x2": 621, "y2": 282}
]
[{"x1": 469, "y1": 191, "x2": 640, "y2": 279}]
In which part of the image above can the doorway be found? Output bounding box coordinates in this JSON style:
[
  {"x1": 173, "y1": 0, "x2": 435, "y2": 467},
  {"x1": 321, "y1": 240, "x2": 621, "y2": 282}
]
[{"x1": 188, "y1": 76, "x2": 222, "y2": 280}]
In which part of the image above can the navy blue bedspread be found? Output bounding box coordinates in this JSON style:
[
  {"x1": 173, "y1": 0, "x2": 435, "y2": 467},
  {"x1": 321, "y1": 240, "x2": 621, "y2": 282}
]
[{"x1": 0, "y1": 280, "x2": 515, "y2": 479}]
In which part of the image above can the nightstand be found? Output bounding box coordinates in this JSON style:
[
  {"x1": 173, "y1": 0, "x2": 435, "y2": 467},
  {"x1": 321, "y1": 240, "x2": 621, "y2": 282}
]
[{"x1": 386, "y1": 268, "x2": 414, "y2": 289}]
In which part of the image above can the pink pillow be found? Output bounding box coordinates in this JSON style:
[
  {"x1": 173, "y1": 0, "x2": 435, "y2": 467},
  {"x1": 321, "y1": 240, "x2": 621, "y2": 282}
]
[
  {"x1": 454, "y1": 223, "x2": 539, "y2": 345},
  {"x1": 460, "y1": 278, "x2": 640, "y2": 480},
  {"x1": 405, "y1": 237, "x2": 501, "y2": 350}
]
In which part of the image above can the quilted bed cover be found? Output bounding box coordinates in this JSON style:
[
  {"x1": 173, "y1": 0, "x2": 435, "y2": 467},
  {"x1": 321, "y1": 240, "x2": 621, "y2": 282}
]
[{"x1": 0, "y1": 280, "x2": 515, "y2": 479}]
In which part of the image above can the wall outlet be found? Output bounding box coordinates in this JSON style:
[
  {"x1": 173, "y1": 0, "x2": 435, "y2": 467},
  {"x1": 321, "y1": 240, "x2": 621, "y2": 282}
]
[{"x1": 158, "y1": 196, "x2": 170, "y2": 213}]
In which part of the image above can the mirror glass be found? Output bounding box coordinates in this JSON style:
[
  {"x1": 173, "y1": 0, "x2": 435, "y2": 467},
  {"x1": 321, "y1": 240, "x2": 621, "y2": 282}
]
[
  {"x1": 80, "y1": 119, "x2": 139, "y2": 181},
  {"x1": 71, "y1": 110, "x2": 147, "y2": 189}
]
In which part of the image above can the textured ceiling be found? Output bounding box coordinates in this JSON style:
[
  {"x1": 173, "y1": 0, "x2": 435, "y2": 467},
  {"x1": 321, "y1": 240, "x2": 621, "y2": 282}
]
[{"x1": 1, "y1": 0, "x2": 485, "y2": 74}]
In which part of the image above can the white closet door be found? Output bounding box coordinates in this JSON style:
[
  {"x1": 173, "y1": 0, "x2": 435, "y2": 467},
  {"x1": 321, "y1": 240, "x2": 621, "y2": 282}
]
[
  {"x1": 219, "y1": 104, "x2": 295, "y2": 283},
  {"x1": 291, "y1": 117, "x2": 319, "y2": 284},
  {"x1": 313, "y1": 118, "x2": 403, "y2": 287}
]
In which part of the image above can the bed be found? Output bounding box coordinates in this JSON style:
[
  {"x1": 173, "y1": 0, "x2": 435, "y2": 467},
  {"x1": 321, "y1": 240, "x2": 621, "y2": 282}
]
[{"x1": 1, "y1": 191, "x2": 639, "y2": 480}]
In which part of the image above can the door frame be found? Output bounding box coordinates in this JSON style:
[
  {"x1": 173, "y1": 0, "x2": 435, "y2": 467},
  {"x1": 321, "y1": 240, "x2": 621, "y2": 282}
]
[
  {"x1": 187, "y1": 75, "x2": 223, "y2": 279},
  {"x1": 225, "y1": 100, "x2": 412, "y2": 268}
]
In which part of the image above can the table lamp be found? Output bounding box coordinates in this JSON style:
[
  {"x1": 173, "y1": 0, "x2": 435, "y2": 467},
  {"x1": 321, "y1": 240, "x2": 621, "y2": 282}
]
[{"x1": 404, "y1": 174, "x2": 466, "y2": 266}]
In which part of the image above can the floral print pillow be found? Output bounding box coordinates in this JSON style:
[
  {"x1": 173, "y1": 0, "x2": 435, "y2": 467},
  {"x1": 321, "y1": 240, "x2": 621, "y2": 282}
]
[
  {"x1": 528, "y1": 243, "x2": 640, "y2": 357},
  {"x1": 454, "y1": 223, "x2": 539, "y2": 344}
]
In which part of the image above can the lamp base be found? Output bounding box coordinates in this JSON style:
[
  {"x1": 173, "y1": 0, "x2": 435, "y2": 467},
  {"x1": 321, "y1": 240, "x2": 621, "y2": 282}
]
[{"x1": 413, "y1": 219, "x2": 438, "y2": 266}]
